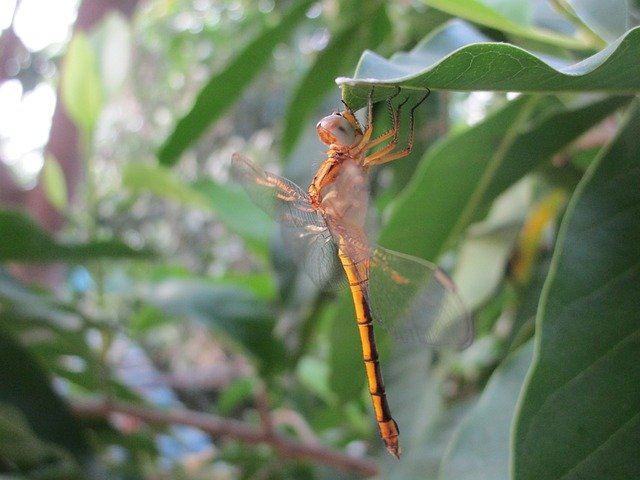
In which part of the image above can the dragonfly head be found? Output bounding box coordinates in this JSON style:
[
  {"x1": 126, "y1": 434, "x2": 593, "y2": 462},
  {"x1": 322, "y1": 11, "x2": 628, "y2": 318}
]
[{"x1": 316, "y1": 111, "x2": 362, "y2": 147}]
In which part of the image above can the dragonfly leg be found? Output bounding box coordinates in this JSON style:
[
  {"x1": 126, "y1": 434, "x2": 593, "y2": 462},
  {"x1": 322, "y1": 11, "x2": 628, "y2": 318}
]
[{"x1": 363, "y1": 88, "x2": 431, "y2": 166}]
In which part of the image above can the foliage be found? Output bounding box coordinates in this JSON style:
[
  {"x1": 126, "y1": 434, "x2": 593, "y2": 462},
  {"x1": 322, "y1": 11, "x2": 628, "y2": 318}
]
[{"x1": 1, "y1": 0, "x2": 639, "y2": 479}]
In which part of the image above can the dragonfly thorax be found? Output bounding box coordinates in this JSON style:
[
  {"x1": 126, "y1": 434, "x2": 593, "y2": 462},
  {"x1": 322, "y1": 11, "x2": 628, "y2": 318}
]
[{"x1": 316, "y1": 112, "x2": 362, "y2": 147}]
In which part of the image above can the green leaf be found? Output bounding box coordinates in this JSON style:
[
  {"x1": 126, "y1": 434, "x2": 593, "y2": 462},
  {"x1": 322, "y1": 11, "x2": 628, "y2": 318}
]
[
  {"x1": 60, "y1": 33, "x2": 104, "y2": 134},
  {"x1": 381, "y1": 398, "x2": 477, "y2": 478},
  {"x1": 41, "y1": 155, "x2": 68, "y2": 212},
  {"x1": 157, "y1": 0, "x2": 314, "y2": 166},
  {"x1": 0, "y1": 209, "x2": 151, "y2": 263},
  {"x1": 123, "y1": 163, "x2": 211, "y2": 209},
  {"x1": 453, "y1": 179, "x2": 531, "y2": 309},
  {"x1": 421, "y1": 0, "x2": 584, "y2": 49},
  {"x1": 281, "y1": 4, "x2": 391, "y2": 156},
  {"x1": 0, "y1": 328, "x2": 91, "y2": 462},
  {"x1": 568, "y1": 0, "x2": 632, "y2": 42},
  {"x1": 296, "y1": 356, "x2": 336, "y2": 404},
  {"x1": 339, "y1": 21, "x2": 640, "y2": 108},
  {"x1": 122, "y1": 163, "x2": 274, "y2": 243},
  {"x1": 380, "y1": 94, "x2": 630, "y2": 261},
  {"x1": 281, "y1": 19, "x2": 364, "y2": 157},
  {"x1": 0, "y1": 403, "x2": 82, "y2": 479},
  {"x1": 191, "y1": 178, "x2": 275, "y2": 243},
  {"x1": 440, "y1": 341, "x2": 534, "y2": 480},
  {"x1": 512, "y1": 101, "x2": 640, "y2": 480}
]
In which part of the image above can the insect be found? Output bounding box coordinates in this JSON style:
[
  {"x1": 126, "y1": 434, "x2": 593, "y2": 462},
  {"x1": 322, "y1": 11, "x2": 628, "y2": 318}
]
[{"x1": 231, "y1": 88, "x2": 473, "y2": 458}]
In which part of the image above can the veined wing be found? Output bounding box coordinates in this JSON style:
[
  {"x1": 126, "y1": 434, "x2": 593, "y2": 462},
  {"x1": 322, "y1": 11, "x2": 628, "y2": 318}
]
[
  {"x1": 230, "y1": 153, "x2": 344, "y2": 288},
  {"x1": 368, "y1": 247, "x2": 473, "y2": 348},
  {"x1": 319, "y1": 157, "x2": 472, "y2": 348}
]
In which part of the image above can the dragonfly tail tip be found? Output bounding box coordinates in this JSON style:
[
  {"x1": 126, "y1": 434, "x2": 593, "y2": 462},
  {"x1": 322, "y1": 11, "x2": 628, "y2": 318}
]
[{"x1": 385, "y1": 442, "x2": 401, "y2": 459}]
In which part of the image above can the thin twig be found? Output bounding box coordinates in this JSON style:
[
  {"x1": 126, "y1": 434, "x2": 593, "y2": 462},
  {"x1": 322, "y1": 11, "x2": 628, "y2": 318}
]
[
  {"x1": 254, "y1": 382, "x2": 274, "y2": 435},
  {"x1": 72, "y1": 399, "x2": 378, "y2": 477}
]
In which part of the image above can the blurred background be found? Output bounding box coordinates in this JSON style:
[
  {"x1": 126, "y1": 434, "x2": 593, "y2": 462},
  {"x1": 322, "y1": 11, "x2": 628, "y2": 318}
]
[{"x1": 1, "y1": 0, "x2": 638, "y2": 479}]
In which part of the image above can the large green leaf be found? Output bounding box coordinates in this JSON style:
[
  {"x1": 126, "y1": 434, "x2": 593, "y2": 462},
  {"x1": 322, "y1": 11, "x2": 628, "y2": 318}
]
[
  {"x1": 380, "y1": 94, "x2": 629, "y2": 261},
  {"x1": 512, "y1": 101, "x2": 640, "y2": 480},
  {"x1": 339, "y1": 21, "x2": 640, "y2": 108},
  {"x1": 157, "y1": 0, "x2": 313, "y2": 166},
  {"x1": 0, "y1": 210, "x2": 151, "y2": 263},
  {"x1": 440, "y1": 341, "x2": 534, "y2": 480},
  {"x1": 0, "y1": 329, "x2": 91, "y2": 463}
]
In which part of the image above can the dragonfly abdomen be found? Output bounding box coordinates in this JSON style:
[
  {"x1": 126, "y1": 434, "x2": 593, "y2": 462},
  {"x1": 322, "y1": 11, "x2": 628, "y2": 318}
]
[{"x1": 338, "y1": 248, "x2": 401, "y2": 459}]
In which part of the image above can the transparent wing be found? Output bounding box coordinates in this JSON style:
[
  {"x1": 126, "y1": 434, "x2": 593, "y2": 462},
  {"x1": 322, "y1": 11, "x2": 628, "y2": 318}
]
[
  {"x1": 230, "y1": 153, "x2": 344, "y2": 288},
  {"x1": 368, "y1": 247, "x2": 473, "y2": 348},
  {"x1": 321, "y1": 160, "x2": 372, "y2": 265}
]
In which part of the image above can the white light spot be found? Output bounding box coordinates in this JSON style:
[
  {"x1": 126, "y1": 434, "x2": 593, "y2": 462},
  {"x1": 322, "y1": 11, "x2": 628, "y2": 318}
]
[
  {"x1": 0, "y1": 81, "x2": 56, "y2": 184},
  {"x1": 0, "y1": 0, "x2": 17, "y2": 31},
  {"x1": 13, "y1": 0, "x2": 79, "y2": 52}
]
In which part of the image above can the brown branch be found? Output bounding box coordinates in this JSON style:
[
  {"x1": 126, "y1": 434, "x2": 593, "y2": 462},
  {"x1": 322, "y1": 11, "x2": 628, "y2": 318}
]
[
  {"x1": 71, "y1": 399, "x2": 378, "y2": 477},
  {"x1": 254, "y1": 382, "x2": 274, "y2": 436}
]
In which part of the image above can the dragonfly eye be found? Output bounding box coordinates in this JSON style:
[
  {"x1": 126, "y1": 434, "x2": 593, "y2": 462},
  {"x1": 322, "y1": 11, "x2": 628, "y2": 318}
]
[{"x1": 316, "y1": 113, "x2": 357, "y2": 146}]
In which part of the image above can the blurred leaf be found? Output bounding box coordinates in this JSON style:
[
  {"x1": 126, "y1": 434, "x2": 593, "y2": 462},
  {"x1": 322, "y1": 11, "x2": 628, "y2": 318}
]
[
  {"x1": 440, "y1": 341, "x2": 534, "y2": 479},
  {"x1": 124, "y1": 161, "x2": 274, "y2": 244},
  {"x1": 192, "y1": 178, "x2": 275, "y2": 243},
  {"x1": 282, "y1": 4, "x2": 390, "y2": 156},
  {"x1": 510, "y1": 189, "x2": 567, "y2": 284},
  {"x1": 381, "y1": 94, "x2": 630, "y2": 261},
  {"x1": 339, "y1": 21, "x2": 640, "y2": 108},
  {"x1": 97, "y1": 12, "x2": 132, "y2": 95},
  {"x1": 0, "y1": 210, "x2": 150, "y2": 263},
  {"x1": 158, "y1": 0, "x2": 314, "y2": 166},
  {"x1": 217, "y1": 377, "x2": 258, "y2": 415},
  {"x1": 513, "y1": 101, "x2": 640, "y2": 480},
  {"x1": 128, "y1": 305, "x2": 169, "y2": 334},
  {"x1": 0, "y1": 403, "x2": 81, "y2": 479},
  {"x1": 0, "y1": 329, "x2": 91, "y2": 464},
  {"x1": 327, "y1": 293, "x2": 365, "y2": 401},
  {"x1": 60, "y1": 33, "x2": 104, "y2": 134},
  {"x1": 296, "y1": 356, "x2": 336, "y2": 405},
  {"x1": 381, "y1": 399, "x2": 474, "y2": 479},
  {"x1": 453, "y1": 179, "x2": 531, "y2": 309},
  {"x1": 144, "y1": 280, "x2": 287, "y2": 374},
  {"x1": 421, "y1": 0, "x2": 582, "y2": 49},
  {"x1": 123, "y1": 163, "x2": 210, "y2": 208},
  {"x1": 568, "y1": 0, "x2": 632, "y2": 42},
  {"x1": 41, "y1": 155, "x2": 68, "y2": 212}
]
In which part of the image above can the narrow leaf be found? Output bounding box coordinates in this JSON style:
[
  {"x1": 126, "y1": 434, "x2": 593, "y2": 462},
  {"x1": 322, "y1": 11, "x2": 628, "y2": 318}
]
[
  {"x1": 0, "y1": 328, "x2": 91, "y2": 461},
  {"x1": 0, "y1": 209, "x2": 150, "y2": 263},
  {"x1": 440, "y1": 341, "x2": 534, "y2": 480},
  {"x1": 158, "y1": 0, "x2": 314, "y2": 166},
  {"x1": 282, "y1": 4, "x2": 391, "y2": 156},
  {"x1": 422, "y1": 0, "x2": 583, "y2": 49},
  {"x1": 41, "y1": 154, "x2": 68, "y2": 212},
  {"x1": 60, "y1": 33, "x2": 104, "y2": 133}
]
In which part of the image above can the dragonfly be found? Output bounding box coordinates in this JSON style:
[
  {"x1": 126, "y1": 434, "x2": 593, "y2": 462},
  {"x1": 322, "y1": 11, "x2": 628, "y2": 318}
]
[{"x1": 231, "y1": 88, "x2": 473, "y2": 458}]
